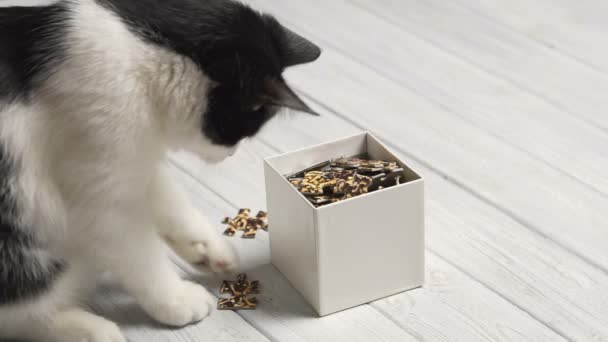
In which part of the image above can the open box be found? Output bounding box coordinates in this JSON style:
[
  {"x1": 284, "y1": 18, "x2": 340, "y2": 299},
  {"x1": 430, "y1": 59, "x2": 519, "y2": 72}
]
[{"x1": 264, "y1": 132, "x2": 424, "y2": 316}]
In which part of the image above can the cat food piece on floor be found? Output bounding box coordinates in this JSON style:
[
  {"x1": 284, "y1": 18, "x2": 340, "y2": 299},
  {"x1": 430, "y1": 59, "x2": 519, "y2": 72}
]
[
  {"x1": 218, "y1": 274, "x2": 259, "y2": 310},
  {"x1": 222, "y1": 208, "x2": 250, "y2": 236},
  {"x1": 222, "y1": 209, "x2": 268, "y2": 239}
]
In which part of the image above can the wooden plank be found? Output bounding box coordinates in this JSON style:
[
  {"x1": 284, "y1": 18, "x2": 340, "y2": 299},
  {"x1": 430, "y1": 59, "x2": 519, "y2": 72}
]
[
  {"x1": 91, "y1": 273, "x2": 270, "y2": 342},
  {"x1": 250, "y1": 0, "x2": 608, "y2": 196},
  {"x1": 351, "y1": 0, "x2": 608, "y2": 134},
  {"x1": 167, "y1": 155, "x2": 420, "y2": 342},
  {"x1": 257, "y1": 111, "x2": 608, "y2": 341},
  {"x1": 170, "y1": 142, "x2": 566, "y2": 341},
  {"x1": 348, "y1": 0, "x2": 608, "y2": 195},
  {"x1": 454, "y1": 0, "x2": 608, "y2": 74},
  {"x1": 244, "y1": 0, "x2": 608, "y2": 277},
  {"x1": 372, "y1": 254, "x2": 559, "y2": 342},
  {"x1": 271, "y1": 112, "x2": 608, "y2": 338}
]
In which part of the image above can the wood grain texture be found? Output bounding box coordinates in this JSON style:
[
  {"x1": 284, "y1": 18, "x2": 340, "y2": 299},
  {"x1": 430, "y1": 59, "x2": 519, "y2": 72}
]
[
  {"x1": 244, "y1": 0, "x2": 608, "y2": 279},
  {"x1": 256, "y1": 113, "x2": 608, "y2": 341},
  {"x1": 170, "y1": 145, "x2": 565, "y2": 342},
  {"x1": 81, "y1": 166, "x2": 274, "y2": 342},
  {"x1": 455, "y1": 0, "x2": 608, "y2": 75},
  {"x1": 167, "y1": 154, "x2": 420, "y2": 342},
  {"x1": 91, "y1": 272, "x2": 270, "y2": 342},
  {"x1": 349, "y1": 0, "x2": 608, "y2": 194},
  {"x1": 351, "y1": 0, "x2": 608, "y2": 135}
]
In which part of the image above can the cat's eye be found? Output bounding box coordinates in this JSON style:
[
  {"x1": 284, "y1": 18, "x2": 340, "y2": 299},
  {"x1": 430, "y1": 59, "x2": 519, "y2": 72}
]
[{"x1": 252, "y1": 104, "x2": 264, "y2": 111}]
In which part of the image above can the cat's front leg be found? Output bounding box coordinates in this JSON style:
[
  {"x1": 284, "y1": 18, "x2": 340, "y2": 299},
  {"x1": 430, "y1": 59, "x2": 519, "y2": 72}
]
[
  {"x1": 95, "y1": 211, "x2": 215, "y2": 327},
  {"x1": 151, "y1": 164, "x2": 239, "y2": 273}
]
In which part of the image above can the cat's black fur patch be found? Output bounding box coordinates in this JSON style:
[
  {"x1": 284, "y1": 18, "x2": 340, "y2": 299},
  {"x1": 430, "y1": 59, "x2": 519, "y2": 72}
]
[
  {"x1": 0, "y1": 3, "x2": 69, "y2": 103},
  {"x1": 98, "y1": 0, "x2": 313, "y2": 146},
  {"x1": 0, "y1": 228, "x2": 67, "y2": 305},
  {"x1": 0, "y1": 4, "x2": 69, "y2": 303},
  {"x1": 0, "y1": 146, "x2": 66, "y2": 305}
]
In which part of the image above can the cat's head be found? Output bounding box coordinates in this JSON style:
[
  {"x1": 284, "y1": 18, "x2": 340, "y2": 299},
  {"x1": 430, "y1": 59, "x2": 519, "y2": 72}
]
[
  {"x1": 197, "y1": 10, "x2": 321, "y2": 162},
  {"x1": 127, "y1": 1, "x2": 321, "y2": 162}
]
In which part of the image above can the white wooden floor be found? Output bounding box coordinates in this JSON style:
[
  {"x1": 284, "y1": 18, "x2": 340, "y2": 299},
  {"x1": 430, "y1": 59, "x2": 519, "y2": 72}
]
[{"x1": 5, "y1": 0, "x2": 608, "y2": 341}]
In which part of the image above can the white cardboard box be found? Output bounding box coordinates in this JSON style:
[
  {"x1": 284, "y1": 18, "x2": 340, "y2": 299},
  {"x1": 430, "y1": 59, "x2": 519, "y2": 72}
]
[{"x1": 264, "y1": 132, "x2": 425, "y2": 316}]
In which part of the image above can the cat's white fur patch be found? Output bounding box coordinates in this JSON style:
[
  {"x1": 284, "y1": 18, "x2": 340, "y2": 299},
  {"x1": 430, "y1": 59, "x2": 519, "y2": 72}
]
[{"x1": 0, "y1": 0, "x2": 239, "y2": 340}]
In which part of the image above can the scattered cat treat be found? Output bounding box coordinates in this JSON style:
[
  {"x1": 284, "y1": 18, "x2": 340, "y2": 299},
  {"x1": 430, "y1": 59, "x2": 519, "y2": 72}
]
[
  {"x1": 380, "y1": 168, "x2": 405, "y2": 186},
  {"x1": 222, "y1": 209, "x2": 268, "y2": 239},
  {"x1": 330, "y1": 157, "x2": 400, "y2": 173},
  {"x1": 218, "y1": 274, "x2": 260, "y2": 310},
  {"x1": 332, "y1": 172, "x2": 374, "y2": 198},
  {"x1": 298, "y1": 170, "x2": 337, "y2": 196},
  {"x1": 286, "y1": 156, "x2": 407, "y2": 207},
  {"x1": 222, "y1": 208, "x2": 250, "y2": 237},
  {"x1": 288, "y1": 177, "x2": 304, "y2": 189},
  {"x1": 242, "y1": 211, "x2": 269, "y2": 239}
]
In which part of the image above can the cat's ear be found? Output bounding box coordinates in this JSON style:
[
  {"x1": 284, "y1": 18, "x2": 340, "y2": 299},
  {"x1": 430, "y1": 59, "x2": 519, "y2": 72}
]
[
  {"x1": 283, "y1": 27, "x2": 322, "y2": 67},
  {"x1": 261, "y1": 78, "x2": 319, "y2": 115}
]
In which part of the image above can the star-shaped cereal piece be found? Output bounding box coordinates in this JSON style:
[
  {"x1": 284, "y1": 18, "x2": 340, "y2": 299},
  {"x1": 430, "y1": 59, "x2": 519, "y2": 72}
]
[
  {"x1": 218, "y1": 274, "x2": 260, "y2": 310},
  {"x1": 242, "y1": 211, "x2": 269, "y2": 239},
  {"x1": 222, "y1": 208, "x2": 250, "y2": 236}
]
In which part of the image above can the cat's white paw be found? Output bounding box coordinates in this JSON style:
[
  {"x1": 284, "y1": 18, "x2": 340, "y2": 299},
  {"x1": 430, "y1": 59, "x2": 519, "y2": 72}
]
[
  {"x1": 193, "y1": 238, "x2": 239, "y2": 273},
  {"x1": 166, "y1": 234, "x2": 239, "y2": 274},
  {"x1": 142, "y1": 280, "x2": 215, "y2": 327},
  {"x1": 50, "y1": 310, "x2": 125, "y2": 342}
]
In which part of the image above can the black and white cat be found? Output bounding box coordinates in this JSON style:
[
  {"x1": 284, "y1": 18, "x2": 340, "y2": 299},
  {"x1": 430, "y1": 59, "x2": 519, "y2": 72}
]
[{"x1": 0, "y1": 0, "x2": 320, "y2": 340}]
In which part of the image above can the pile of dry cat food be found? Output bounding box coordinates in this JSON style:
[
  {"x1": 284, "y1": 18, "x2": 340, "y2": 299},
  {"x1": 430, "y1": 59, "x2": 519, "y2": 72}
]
[{"x1": 286, "y1": 156, "x2": 406, "y2": 207}]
